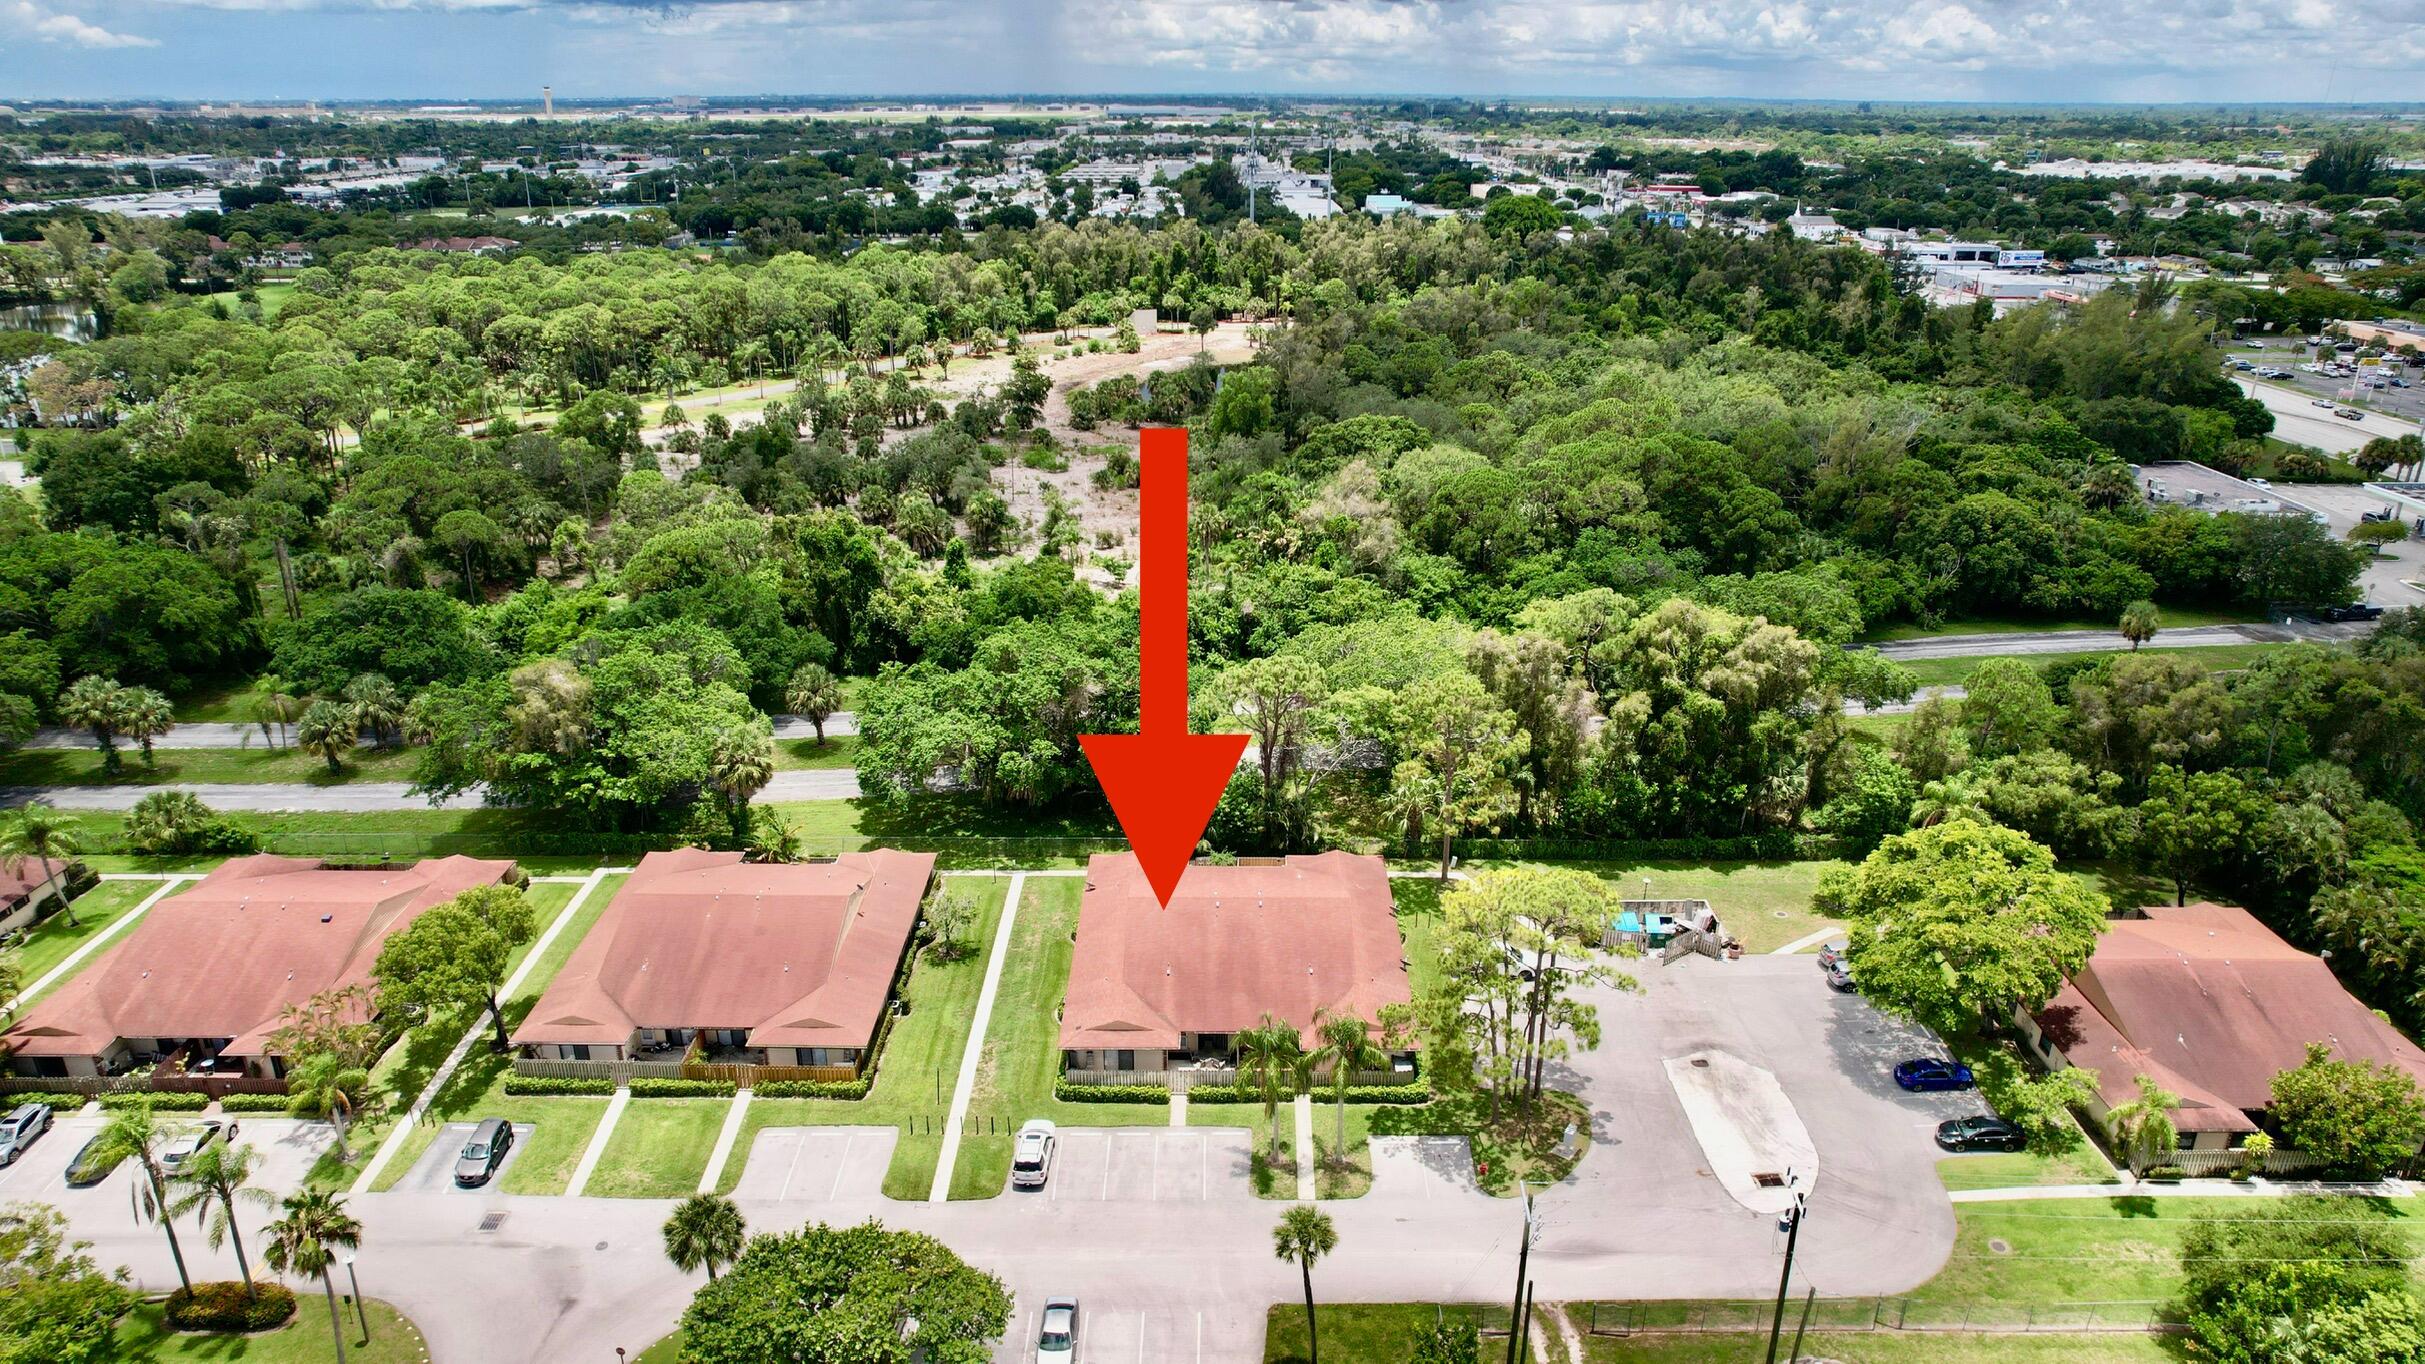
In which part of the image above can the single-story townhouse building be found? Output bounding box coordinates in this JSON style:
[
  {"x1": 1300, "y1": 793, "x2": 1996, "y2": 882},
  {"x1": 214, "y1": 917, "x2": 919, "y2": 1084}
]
[
  {"x1": 512, "y1": 847, "x2": 936, "y2": 1070},
  {"x1": 0, "y1": 858, "x2": 71, "y2": 939},
  {"x1": 3, "y1": 854, "x2": 517, "y2": 1080},
  {"x1": 2018, "y1": 901, "x2": 2425, "y2": 1152},
  {"x1": 1060, "y1": 852, "x2": 1413, "y2": 1080}
]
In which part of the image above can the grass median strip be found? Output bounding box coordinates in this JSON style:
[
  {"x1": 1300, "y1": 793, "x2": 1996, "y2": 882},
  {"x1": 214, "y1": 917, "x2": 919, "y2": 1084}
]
[{"x1": 584, "y1": 1097, "x2": 731, "y2": 1199}]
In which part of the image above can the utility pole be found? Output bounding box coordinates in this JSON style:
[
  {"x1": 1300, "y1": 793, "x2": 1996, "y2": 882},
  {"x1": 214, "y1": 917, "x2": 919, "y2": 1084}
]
[
  {"x1": 1504, "y1": 1183, "x2": 1535, "y2": 1364},
  {"x1": 1764, "y1": 1179, "x2": 1811, "y2": 1364}
]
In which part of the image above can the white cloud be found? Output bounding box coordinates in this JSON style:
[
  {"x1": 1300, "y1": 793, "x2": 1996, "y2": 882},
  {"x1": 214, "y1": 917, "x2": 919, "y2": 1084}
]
[{"x1": 8, "y1": 0, "x2": 161, "y2": 46}]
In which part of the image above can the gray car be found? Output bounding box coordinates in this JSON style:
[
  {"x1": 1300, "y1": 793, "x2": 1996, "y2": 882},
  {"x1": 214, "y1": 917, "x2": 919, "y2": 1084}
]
[
  {"x1": 0, "y1": 1103, "x2": 51, "y2": 1165},
  {"x1": 453, "y1": 1117, "x2": 514, "y2": 1188}
]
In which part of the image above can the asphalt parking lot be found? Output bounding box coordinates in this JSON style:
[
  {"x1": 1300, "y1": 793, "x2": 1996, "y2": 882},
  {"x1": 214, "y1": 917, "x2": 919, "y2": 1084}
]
[
  {"x1": 1530, "y1": 953, "x2": 1968, "y2": 1295},
  {"x1": 997, "y1": 1301, "x2": 1263, "y2": 1364},
  {"x1": 392, "y1": 1120, "x2": 535, "y2": 1194},
  {"x1": 1037, "y1": 1127, "x2": 1252, "y2": 1204},
  {"x1": 729, "y1": 1126, "x2": 897, "y2": 1203},
  {"x1": 0, "y1": 1109, "x2": 334, "y2": 1203},
  {"x1": 2233, "y1": 337, "x2": 2425, "y2": 425}
]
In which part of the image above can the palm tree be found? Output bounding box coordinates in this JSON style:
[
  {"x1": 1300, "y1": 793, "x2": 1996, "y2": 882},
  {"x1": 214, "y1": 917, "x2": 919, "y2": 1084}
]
[
  {"x1": 1312, "y1": 1009, "x2": 1388, "y2": 1161},
  {"x1": 56, "y1": 675, "x2": 128, "y2": 774},
  {"x1": 1272, "y1": 1205, "x2": 1338, "y2": 1364},
  {"x1": 1233, "y1": 1014, "x2": 1310, "y2": 1163},
  {"x1": 295, "y1": 700, "x2": 356, "y2": 773},
  {"x1": 2107, "y1": 1074, "x2": 2183, "y2": 1179},
  {"x1": 120, "y1": 687, "x2": 176, "y2": 767},
  {"x1": 168, "y1": 1141, "x2": 275, "y2": 1296},
  {"x1": 342, "y1": 674, "x2": 405, "y2": 748},
  {"x1": 783, "y1": 663, "x2": 845, "y2": 745},
  {"x1": 661, "y1": 1193, "x2": 746, "y2": 1281},
  {"x1": 93, "y1": 1103, "x2": 194, "y2": 1292},
  {"x1": 0, "y1": 803, "x2": 78, "y2": 928},
  {"x1": 743, "y1": 810, "x2": 801, "y2": 864},
  {"x1": 287, "y1": 1051, "x2": 374, "y2": 1164},
  {"x1": 263, "y1": 1190, "x2": 363, "y2": 1364},
  {"x1": 708, "y1": 724, "x2": 775, "y2": 845},
  {"x1": 250, "y1": 681, "x2": 303, "y2": 750}
]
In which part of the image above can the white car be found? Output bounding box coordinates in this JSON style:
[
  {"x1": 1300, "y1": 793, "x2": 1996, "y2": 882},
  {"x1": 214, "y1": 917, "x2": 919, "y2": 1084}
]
[
  {"x1": 159, "y1": 1121, "x2": 225, "y2": 1172},
  {"x1": 1011, "y1": 1118, "x2": 1057, "y2": 1189},
  {"x1": 1037, "y1": 1298, "x2": 1079, "y2": 1364}
]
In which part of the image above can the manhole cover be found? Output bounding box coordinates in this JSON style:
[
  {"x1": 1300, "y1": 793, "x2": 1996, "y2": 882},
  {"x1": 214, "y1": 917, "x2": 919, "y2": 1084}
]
[
  {"x1": 478, "y1": 1212, "x2": 506, "y2": 1232},
  {"x1": 1989, "y1": 1238, "x2": 2013, "y2": 1255},
  {"x1": 1691, "y1": 1058, "x2": 1710, "y2": 1068},
  {"x1": 1773, "y1": 910, "x2": 1789, "y2": 919},
  {"x1": 594, "y1": 1240, "x2": 609, "y2": 1251}
]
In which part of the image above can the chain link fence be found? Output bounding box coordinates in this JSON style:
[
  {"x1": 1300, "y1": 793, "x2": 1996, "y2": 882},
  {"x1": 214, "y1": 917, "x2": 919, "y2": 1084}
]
[{"x1": 1583, "y1": 1298, "x2": 2171, "y2": 1335}]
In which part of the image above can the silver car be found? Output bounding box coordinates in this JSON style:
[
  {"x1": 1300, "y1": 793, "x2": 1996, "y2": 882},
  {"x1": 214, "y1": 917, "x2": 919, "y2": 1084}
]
[
  {"x1": 0, "y1": 1103, "x2": 51, "y2": 1165},
  {"x1": 159, "y1": 1120, "x2": 225, "y2": 1172},
  {"x1": 1011, "y1": 1118, "x2": 1056, "y2": 1189},
  {"x1": 1037, "y1": 1297, "x2": 1078, "y2": 1364}
]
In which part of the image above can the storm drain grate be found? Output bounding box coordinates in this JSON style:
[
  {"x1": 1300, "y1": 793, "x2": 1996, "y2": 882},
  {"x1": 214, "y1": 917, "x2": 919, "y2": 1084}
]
[
  {"x1": 478, "y1": 1212, "x2": 506, "y2": 1233},
  {"x1": 1752, "y1": 1171, "x2": 1786, "y2": 1188}
]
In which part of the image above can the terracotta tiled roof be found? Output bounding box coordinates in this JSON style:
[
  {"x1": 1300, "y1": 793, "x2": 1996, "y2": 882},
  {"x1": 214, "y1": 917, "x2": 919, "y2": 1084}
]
[
  {"x1": 3, "y1": 854, "x2": 514, "y2": 1062},
  {"x1": 511, "y1": 848, "x2": 935, "y2": 1052},
  {"x1": 0, "y1": 858, "x2": 66, "y2": 913},
  {"x1": 2033, "y1": 902, "x2": 2425, "y2": 1133},
  {"x1": 1060, "y1": 853, "x2": 1408, "y2": 1052}
]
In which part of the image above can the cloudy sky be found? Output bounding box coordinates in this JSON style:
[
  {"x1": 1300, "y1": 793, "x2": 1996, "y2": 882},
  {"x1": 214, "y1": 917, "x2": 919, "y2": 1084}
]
[{"x1": 1, "y1": 0, "x2": 2419, "y2": 104}]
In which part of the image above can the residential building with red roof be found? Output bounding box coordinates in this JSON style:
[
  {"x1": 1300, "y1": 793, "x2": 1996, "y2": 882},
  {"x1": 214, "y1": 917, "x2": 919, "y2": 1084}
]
[
  {"x1": 2019, "y1": 901, "x2": 2425, "y2": 1152},
  {"x1": 512, "y1": 847, "x2": 936, "y2": 1069},
  {"x1": 0, "y1": 857, "x2": 70, "y2": 939},
  {"x1": 3, "y1": 854, "x2": 516, "y2": 1080},
  {"x1": 1060, "y1": 852, "x2": 1413, "y2": 1079}
]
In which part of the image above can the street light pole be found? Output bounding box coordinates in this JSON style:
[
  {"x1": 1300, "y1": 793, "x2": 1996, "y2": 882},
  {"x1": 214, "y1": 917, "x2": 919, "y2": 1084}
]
[
  {"x1": 342, "y1": 1251, "x2": 369, "y2": 1342},
  {"x1": 1764, "y1": 1182, "x2": 1811, "y2": 1364},
  {"x1": 1504, "y1": 1182, "x2": 1534, "y2": 1364}
]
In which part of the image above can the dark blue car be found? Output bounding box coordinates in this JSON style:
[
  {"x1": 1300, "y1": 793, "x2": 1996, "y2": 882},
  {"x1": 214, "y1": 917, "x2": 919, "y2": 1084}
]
[{"x1": 1894, "y1": 1058, "x2": 1975, "y2": 1092}]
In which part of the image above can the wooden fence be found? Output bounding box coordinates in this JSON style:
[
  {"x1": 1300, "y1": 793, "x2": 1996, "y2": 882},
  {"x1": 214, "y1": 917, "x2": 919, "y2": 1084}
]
[{"x1": 0, "y1": 1073, "x2": 289, "y2": 1099}]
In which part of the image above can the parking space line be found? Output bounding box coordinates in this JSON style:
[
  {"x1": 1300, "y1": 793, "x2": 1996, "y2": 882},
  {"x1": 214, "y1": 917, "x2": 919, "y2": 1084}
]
[
  {"x1": 829, "y1": 1132, "x2": 855, "y2": 1201},
  {"x1": 775, "y1": 1133, "x2": 807, "y2": 1201}
]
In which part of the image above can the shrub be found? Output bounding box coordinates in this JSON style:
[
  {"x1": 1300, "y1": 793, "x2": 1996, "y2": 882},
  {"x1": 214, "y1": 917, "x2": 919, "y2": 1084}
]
[
  {"x1": 1053, "y1": 1081, "x2": 1169, "y2": 1105},
  {"x1": 751, "y1": 1078, "x2": 869, "y2": 1100},
  {"x1": 165, "y1": 1280, "x2": 298, "y2": 1331},
  {"x1": 629, "y1": 1078, "x2": 735, "y2": 1098},
  {"x1": 99, "y1": 1091, "x2": 211, "y2": 1111},
  {"x1": 1184, "y1": 1081, "x2": 1433, "y2": 1106},
  {"x1": 502, "y1": 1075, "x2": 616, "y2": 1097},
  {"x1": 0, "y1": 1091, "x2": 90, "y2": 1110},
  {"x1": 123, "y1": 791, "x2": 261, "y2": 857},
  {"x1": 215, "y1": 1093, "x2": 297, "y2": 1114}
]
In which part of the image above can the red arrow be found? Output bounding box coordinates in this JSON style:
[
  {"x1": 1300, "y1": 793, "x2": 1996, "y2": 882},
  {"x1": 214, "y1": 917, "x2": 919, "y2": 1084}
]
[{"x1": 1081, "y1": 427, "x2": 1248, "y2": 908}]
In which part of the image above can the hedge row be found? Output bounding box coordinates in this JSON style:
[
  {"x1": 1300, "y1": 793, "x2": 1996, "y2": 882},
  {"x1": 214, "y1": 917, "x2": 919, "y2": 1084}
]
[
  {"x1": 1054, "y1": 1081, "x2": 1169, "y2": 1105},
  {"x1": 0, "y1": 1092, "x2": 92, "y2": 1111},
  {"x1": 1185, "y1": 1081, "x2": 1433, "y2": 1106},
  {"x1": 215, "y1": 1093, "x2": 297, "y2": 1114},
  {"x1": 166, "y1": 1281, "x2": 297, "y2": 1332},
  {"x1": 503, "y1": 1076, "x2": 616, "y2": 1097},
  {"x1": 99, "y1": 1091, "x2": 212, "y2": 1111},
  {"x1": 753, "y1": 1078, "x2": 871, "y2": 1100},
  {"x1": 630, "y1": 1078, "x2": 736, "y2": 1099}
]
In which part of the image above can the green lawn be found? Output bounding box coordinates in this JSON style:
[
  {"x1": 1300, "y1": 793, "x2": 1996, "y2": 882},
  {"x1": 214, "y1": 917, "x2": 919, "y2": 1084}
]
[
  {"x1": 168, "y1": 673, "x2": 273, "y2": 723},
  {"x1": 117, "y1": 1295, "x2": 425, "y2": 1363},
  {"x1": 7, "y1": 880, "x2": 159, "y2": 999},
  {"x1": 0, "y1": 744, "x2": 422, "y2": 787},
  {"x1": 584, "y1": 1098, "x2": 733, "y2": 1199},
  {"x1": 773, "y1": 735, "x2": 860, "y2": 770},
  {"x1": 1895, "y1": 643, "x2": 2289, "y2": 691},
  {"x1": 707, "y1": 876, "x2": 1013, "y2": 1200},
  {"x1": 1934, "y1": 1134, "x2": 2118, "y2": 1192},
  {"x1": 1458, "y1": 859, "x2": 1846, "y2": 955}
]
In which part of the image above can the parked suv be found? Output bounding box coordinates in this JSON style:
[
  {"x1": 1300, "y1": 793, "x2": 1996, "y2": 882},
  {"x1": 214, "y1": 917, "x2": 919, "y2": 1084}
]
[
  {"x1": 0, "y1": 1103, "x2": 51, "y2": 1166},
  {"x1": 1011, "y1": 1118, "x2": 1057, "y2": 1189},
  {"x1": 454, "y1": 1117, "x2": 514, "y2": 1188}
]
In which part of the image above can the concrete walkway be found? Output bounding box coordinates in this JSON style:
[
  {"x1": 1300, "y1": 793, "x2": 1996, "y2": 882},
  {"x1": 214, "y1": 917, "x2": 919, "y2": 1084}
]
[
  {"x1": 565, "y1": 1086, "x2": 631, "y2": 1198},
  {"x1": 1771, "y1": 925, "x2": 1845, "y2": 955},
  {"x1": 930, "y1": 870, "x2": 1026, "y2": 1202},
  {"x1": 698, "y1": 1090, "x2": 753, "y2": 1194},
  {"x1": 351, "y1": 866, "x2": 622, "y2": 1193},
  {"x1": 1294, "y1": 1094, "x2": 1315, "y2": 1200}
]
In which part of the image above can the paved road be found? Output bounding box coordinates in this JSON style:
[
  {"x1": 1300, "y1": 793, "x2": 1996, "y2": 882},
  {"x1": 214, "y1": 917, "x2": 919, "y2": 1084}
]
[
  {"x1": 1868, "y1": 620, "x2": 2368, "y2": 662},
  {"x1": 22, "y1": 711, "x2": 862, "y2": 752},
  {"x1": 2234, "y1": 374, "x2": 2416, "y2": 454},
  {"x1": 0, "y1": 768, "x2": 863, "y2": 812}
]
